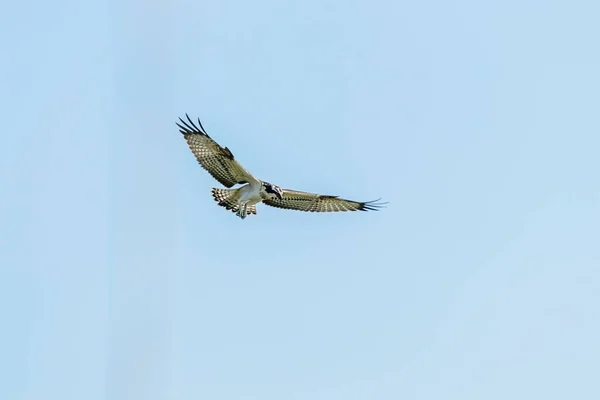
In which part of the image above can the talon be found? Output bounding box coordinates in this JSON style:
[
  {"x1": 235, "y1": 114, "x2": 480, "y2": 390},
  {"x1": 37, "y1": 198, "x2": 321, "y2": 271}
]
[{"x1": 237, "y1": 201, "x2": 248, "y2": 219}]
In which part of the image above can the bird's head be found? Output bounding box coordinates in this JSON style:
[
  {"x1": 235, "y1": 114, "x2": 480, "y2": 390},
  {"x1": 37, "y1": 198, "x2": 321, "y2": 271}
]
[{"x1": 263, "y1": 182, "x2": 283, "y2": 200}]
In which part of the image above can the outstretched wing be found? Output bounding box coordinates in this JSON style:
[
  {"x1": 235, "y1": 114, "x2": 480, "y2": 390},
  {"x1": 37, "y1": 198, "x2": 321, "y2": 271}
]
[
  {"x1": 176, "y1": 114, "x2": 259, "y2": 188},
  {"x1": 262, "y1": 189, "x2": 386, "y2": 212}
]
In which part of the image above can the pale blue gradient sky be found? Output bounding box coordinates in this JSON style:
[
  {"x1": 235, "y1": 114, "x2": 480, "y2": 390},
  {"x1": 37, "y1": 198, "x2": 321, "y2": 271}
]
[{"x1": 1, "y1": 1, "x2": 599, "y2": 399}]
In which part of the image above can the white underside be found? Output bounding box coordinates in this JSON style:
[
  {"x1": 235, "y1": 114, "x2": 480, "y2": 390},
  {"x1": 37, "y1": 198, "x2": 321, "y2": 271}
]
[{"x1": 236, "y1": 182, "x2": 262, "y2": 219}]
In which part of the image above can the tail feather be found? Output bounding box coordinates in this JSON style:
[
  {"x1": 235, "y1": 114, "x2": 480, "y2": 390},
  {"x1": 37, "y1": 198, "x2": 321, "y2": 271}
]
[{"x1": 211, "y1": 188, "x2": 257, "y2": 216}]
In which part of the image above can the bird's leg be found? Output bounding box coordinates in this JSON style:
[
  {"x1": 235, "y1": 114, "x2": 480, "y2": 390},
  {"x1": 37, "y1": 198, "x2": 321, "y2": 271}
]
[{"x1": 236, "y1": 201, "x2": 248, "y2": 219}]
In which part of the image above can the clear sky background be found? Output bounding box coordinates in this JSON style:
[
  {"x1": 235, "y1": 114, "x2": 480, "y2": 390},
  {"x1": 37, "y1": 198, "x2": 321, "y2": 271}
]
[{"x1": 1, "y1": 0, "x2": 599, "y2": 399}]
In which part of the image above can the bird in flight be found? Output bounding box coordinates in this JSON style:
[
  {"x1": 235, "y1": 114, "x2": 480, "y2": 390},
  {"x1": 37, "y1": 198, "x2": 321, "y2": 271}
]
[{"x1": 176, "y1": 114, "x2": 386, "y2": 219}]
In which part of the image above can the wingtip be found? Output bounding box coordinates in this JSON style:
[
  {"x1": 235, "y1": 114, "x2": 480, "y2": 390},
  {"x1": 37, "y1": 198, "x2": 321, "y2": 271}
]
[
  {"x1": 176, "y1": 114, "x2": 208, "y2": 136},
  {"x1": 361, "y1": 198, "x2": 389, "y2": 211}
]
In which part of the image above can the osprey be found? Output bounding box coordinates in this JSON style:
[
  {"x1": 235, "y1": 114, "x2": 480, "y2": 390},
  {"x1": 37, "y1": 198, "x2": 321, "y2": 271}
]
[{"x1": 176, "y1": 114, "x2": 386, "y2": 219}]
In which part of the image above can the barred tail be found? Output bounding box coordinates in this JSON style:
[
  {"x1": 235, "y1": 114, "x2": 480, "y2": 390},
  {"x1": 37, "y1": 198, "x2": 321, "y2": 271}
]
[{"x1": 211, "y1": 188, "x2": 257, "y2": 216}]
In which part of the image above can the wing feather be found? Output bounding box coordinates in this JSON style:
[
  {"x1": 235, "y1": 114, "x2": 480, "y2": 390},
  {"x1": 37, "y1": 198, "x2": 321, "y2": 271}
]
[
  {"x1": 176, "y1": 115, "x2": 258, "y2": 188},
  {"x1": 262, "y1": 189, "x2": 386, "y2": 212}
]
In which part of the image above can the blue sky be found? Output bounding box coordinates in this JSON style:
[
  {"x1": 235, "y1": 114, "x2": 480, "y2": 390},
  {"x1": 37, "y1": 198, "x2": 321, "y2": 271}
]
[{"x1": 2, "y1": 0, "x2": 599, "y2": 399}]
